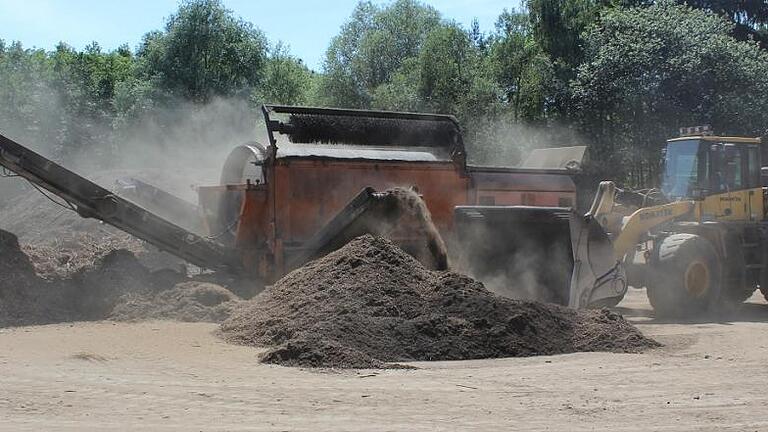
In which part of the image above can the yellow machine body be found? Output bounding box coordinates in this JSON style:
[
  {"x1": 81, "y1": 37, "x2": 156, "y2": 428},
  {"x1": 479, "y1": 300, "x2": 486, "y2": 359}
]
[{"x1": 587, "y1": 134, "x2": 768, "y2": 314}]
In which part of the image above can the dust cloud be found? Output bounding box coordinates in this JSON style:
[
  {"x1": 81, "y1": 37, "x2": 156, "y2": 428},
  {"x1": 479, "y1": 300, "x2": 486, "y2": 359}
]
[
  {"x1": 466, "y1": 118, "x2": 587, "y2": 167},
  {"x1": 106, "y1": 96, "x2": 264, "y2": 188},
  {"x1": 0, "y1": 96, "x2": 266, "y2": 206},
  {"x1": 451, "y1": 234, "x2": 575, "y2": 304},
  {"x1": 477, "y1": 242, "x2": 574, "y2": 302},
  {"x1": 0, "y1": 96, "x2": 268, "y2": 290}
]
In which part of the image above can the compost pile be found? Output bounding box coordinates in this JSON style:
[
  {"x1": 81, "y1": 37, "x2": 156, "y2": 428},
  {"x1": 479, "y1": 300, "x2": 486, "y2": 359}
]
[
  {"x1": 0, "y1": 167, "x2": 252, "y2": 327},
  {"x1": 220, "y1": 235, "x2": 658, "y2": 368},
  {"x1": 0, "y1": 169, "x2": 198, "y2": 276},
  {"x1": 110, "y1": 281, "x2": 239, "y2": 323},
  {"x1": 0, "y1": 228, "x2": 241, "y2": 328},
  {"x1": 0, "y1": 229, "x2": 75, "y2": 326}
]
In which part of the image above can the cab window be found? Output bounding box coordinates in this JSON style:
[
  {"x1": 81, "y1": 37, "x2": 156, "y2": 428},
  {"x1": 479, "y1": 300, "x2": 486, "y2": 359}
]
[
  {"x1": 712, "y1": 143, "x2": 745, "y2": 192},
  {"x1": 747, "y1": 145, "x2": 760, "y2": 188},
  {"x1": 725, "y1": 149, "x2": 742, "y2": 190},
  {"x1": 661, "y1": 140, "x2": 704, "y2": 198}
]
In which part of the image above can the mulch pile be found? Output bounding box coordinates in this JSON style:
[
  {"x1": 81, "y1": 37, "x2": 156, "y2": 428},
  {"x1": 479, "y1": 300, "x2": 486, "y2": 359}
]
[
  {"x1": 0, "y1": 228, "x2": 242, "y2": 328},
  {"x1": 0, "y1": 229, "x2": 84, "y2": 326},
  {"x1": 0, "y1": 168, "x2": 251, "y2": 327},
  {"x1": 110, "y1": 281, "x2": 239, "y2": 323},
  {"x1": 0, "y1": 169, "x2": 201, "y2": 277},
  {"x1": 220, "y1": 235, "x2": 659, "y2": 368}
]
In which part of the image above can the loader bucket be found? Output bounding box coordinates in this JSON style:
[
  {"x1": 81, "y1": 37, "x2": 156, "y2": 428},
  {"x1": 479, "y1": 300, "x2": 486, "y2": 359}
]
[{"x1": 453, "y1": 206, "x2": 627, "y2": 309}]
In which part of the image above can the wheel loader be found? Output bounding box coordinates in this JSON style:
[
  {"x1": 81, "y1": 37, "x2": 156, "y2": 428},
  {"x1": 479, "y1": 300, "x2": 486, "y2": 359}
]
[
  {"x1": 467, "y1": 125, "x2": 768, "y2": 316},
  {"x1": 609, "y1": 127, "x2": 768, "y2": 315}
]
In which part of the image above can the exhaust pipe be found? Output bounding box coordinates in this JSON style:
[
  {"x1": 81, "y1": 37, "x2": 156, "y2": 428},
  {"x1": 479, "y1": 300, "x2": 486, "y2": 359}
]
[{"x1": 454, "y1": 206, "x2": 627, "y2": 308}]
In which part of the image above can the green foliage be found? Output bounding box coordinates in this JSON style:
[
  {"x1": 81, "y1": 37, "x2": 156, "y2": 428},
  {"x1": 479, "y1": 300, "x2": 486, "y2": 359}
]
[
  {"x1": 3, "y1": 0, "x2": 768, "y2": 181},
  {"x1": 254, "y1": 43, "x2": 314, "y2": 105},
  {"x1": 675, "y1": 0, "x2": 768, "y2": 46},
  {"x1": 51, "y1": 42, "x2": 135, "y2": 154},
  {"x1": 112, "y1": 77, "x2": 158, "y2": 132},
  {"x1": 0, "y1": 41, "x2": 60, "y2": 151},
  {"x1": 528, "y1": 0, "x2": 597, "y2": 69},
  {"x1": 317, "y1": 0, "x2": 441, "y2": 107},
  {"x1": 137, "y1": 0, "x2": 268, "y2": 102},
  {"x1": 0, "y1": 0, "x2": 286, "y2": 163},
  {"x1": 0, "y1": 39, "x2": 138, "y2": 158},
  {"x1": 572, "y1": 1, "x2": 768, "y2": 183},
  {"x1": 371, "y1": 58, "x2": 422, "y2": 111},
  {"x1": 418, "y1": 24, "x2": 474, "y2": 113},
  {"x1": 489, "y1": 9, "x2": 555, "y2": 121}
]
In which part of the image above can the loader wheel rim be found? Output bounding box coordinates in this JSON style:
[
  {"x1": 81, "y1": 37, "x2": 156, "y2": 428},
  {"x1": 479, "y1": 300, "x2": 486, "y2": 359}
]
[{"x1": 684, "y1": 260, "x2": 710, "y2": 298}]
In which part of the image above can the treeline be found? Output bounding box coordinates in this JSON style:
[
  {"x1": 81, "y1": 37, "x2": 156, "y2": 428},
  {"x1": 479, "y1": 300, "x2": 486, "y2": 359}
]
[{"x1": 2, "y1": 0, "x2": 768, "y2": 184}]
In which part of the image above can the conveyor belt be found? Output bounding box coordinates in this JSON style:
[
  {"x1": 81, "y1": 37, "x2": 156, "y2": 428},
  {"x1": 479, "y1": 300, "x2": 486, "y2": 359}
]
[{"x1": 0, "y1": 133, "x2": 237, "y2": 271}]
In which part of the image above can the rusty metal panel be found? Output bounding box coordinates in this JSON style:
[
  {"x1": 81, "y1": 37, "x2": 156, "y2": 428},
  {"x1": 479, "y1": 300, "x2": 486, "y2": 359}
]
[
  {"x1": 270, "y1": 160, "x2": 469, "y2": 246},
  {"x1": 227, "y1": 140, "x2": 580, "y2": 280}
]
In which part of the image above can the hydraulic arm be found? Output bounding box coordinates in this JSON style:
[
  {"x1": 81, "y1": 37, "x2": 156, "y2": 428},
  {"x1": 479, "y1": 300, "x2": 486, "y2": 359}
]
[{"x1": 587, "y1": 181, "x2": 694, "y2": 259}]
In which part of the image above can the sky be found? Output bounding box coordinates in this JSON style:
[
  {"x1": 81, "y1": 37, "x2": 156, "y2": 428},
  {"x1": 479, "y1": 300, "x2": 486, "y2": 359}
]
[{"x1": 0, "y1": 0, "x2": 521, "y2": 71}]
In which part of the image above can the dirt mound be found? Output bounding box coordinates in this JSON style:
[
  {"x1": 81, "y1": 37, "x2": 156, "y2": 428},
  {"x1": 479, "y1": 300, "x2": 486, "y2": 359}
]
[
  {"x1": 0, "y1": 229, "x2": 80, "y2": 327},
  {"x1": 69, "y1": 249, "x2": 160, "y2": 320},
  {"x1": 220, "y1": 235, "x2": 658, "y2": 368},
  {"x1": 21, "y1": 232, "x2": 186, "y2": 279},
  {"x1": 0, "y1": 228, "x2": 243, "y2": 327},
  {"x1": 0, "y1": 169, "x2": 196, "y2": 276},
  {"x1": 110, "y1": 281, "x2": 239, "y2": 322},
  {"x1": 0, "y1": 229, "x2": 37, "y2": 280}
]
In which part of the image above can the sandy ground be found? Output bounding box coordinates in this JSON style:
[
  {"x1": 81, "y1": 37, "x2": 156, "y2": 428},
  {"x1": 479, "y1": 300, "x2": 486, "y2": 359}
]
[{"x1": 1, "y1": 288, "x2": 768, "y2": 431}]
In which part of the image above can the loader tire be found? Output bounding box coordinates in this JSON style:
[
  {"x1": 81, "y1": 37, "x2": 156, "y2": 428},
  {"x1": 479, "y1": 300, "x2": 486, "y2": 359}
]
[{"x1": 647, "y1": 234, "x2": 721, "y2": 317}]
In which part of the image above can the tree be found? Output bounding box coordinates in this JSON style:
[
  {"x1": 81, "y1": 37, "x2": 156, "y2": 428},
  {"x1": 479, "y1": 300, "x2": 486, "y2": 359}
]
[
  {"x1": 371, "y1": 57, "x2": 422, "y2": 111},
  {"x1": 137, "y1": 0, "x2": 268, "y2": 102},
  {"x1": 254, "y1": 43, "x2": 314, "y2": 105},
  {"x1": 0, "y1": 39, "x2": 138, "y2": 159},
  {"x1": 527, "y1": 0, "x2": 614, "y2": 70},
  {"x1": 51, "y1": 42, "x2": 135, "y2": 155},
  {"x1": 672, "y1": 1, "x2": 768, "y2": 47},
  {"x1": 0, "y1": 41, "x2": 61, "y2": 152},
  {"x1": 418, "y1": 24, "x2": 474, "y2": 113},
  {"x1": 317, "y1": 0, "x2": 441, "y2": 108},
  {"x1": 488, "y1": 8, "x2": 554, "y2": 121},
  {"x1": 525, "y1": 0, "x2": 630, "y2": 118},
  {"x1": 572, "y1": 1, "x2": 768, "y2": 184}
]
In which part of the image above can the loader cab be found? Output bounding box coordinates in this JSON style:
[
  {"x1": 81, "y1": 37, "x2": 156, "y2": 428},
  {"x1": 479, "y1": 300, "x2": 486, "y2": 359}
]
[
  {"x1": 661, "y1": 132, "x2": 762, "y2": 220},
  {"x1": 662, "y1": 137, "x2": 761, "y2": 199}
]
